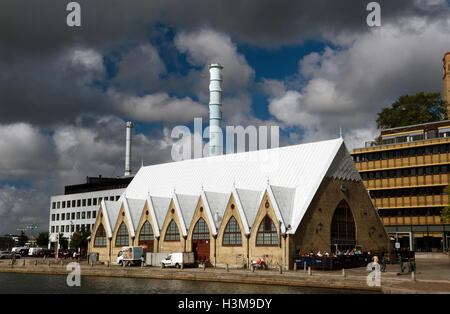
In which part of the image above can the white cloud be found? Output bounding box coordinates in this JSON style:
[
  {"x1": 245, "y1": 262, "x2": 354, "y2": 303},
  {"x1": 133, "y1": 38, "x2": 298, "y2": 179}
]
[{"x1": 0, "y1": 123, "x2": 56, "y2": 179}]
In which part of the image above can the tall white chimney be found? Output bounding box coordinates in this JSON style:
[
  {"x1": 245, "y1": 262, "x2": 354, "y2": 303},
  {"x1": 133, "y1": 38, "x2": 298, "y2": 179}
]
[
  {"x1": 209, "y1": 63, "x2": 223, "y2": 157},
  {"x1": 124, "y1": 121, "x2": 133, "y2": 176}
]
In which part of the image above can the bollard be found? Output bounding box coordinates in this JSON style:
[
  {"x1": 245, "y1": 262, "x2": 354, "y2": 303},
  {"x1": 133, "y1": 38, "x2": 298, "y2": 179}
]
[
  {"x1": 342, "y1": 268, "x2": 346, "y2": 278},
  {"x1": 251, "y1": 265, "x2": 255, "y2": 273},
  {"x1": 181, "y1": 263, "x2": 184, "y2": 270},
  {"x1": 160, "y1": 263, "x2": 164, "y2": 269},
  {"x1": 279, "y1": 265, "x2": 283, "y2": 274},
  {"x1": 61, "y1": 260, "x2": 64, "y2": 267},
  {"x1": 304, "y1": 263, "x2": 307, "y2": 271},
  {"x1": 91, "y1": 261, "x2": 94, "y2": 267},
  {"x1": 141, "y1": 261, "x2": 144, "y2": 268},
  {"x1": 34, "y1": 260, "x2": 37, "y2": 266},
  {"x1": 226, "y1": 264, "x2": 229, "y2": 272},
  {"x1": 48, "y1": 260, "x2": 50, "y2": 267},
  {"x1": 23, "y1": 259, "x2": 26, "y2": 267},
  {"x1": 293, "y1": 263, "x2": 297, "y2": 271},
  {"x1": 203, "y1": 263, "x2": 206, "y2": 271},
  {"x1": 123, "y1": 261, "x2": 126, "y2": 268},
  {"x1": 411, "y1": 271, "x2": 416, "y2": 281},
  {"x1": 308, "y1": 266, "x2": 312, "y2": 276}
]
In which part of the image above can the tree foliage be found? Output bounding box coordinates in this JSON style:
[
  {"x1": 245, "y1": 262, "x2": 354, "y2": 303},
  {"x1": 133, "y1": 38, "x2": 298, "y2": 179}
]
[
  {"x1": 376, "y1": 92, "x2": 446, "y2": 130},
  {"x1": 58, "y1": 233, "x2": 69, "y2": 250},
  {"x1": 36, "y1": 232, "x2": 49, "y2": 247},
  {"x1": 69, "y1": 227, "x2": 91, "y2": 250}
]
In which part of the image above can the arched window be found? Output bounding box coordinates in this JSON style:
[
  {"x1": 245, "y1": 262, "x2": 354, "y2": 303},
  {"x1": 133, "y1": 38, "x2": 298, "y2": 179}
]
[
  {"x1": 94, "y1": 223, "x2": 106, "y2": 247},
  {"x1": 222, "y1": 216, "x2": 242, "y2": 246},
  {"x1": 192, "y1": 218, "x2": 210, "y2": 239},
  {"x1": 330, "y1": 201, "x2": 356, "y2": 252},
  {"x1": 165, "y1": 219, "x2": 180, "y2": 241},
  {"x1": 115, "y1": 222, "x2": 129, "y2": 246},
  {"x1": 139, "y1": 221, "x2": 154, "y2": 243},
  {"x1": 256, "y1": 216, "x2": 278, "y2": 246}
]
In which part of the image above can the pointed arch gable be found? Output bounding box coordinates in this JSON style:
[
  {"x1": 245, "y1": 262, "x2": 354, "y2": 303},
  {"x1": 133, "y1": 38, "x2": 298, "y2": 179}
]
[
  {"x1": 217, "y1": 193, "x2": 246, "y2": 243},
  {"x1": 250, "y1": 190, "x2": 281, "y2": 247},
  {"x1": 112, "y1": 203, "x2": 132, "y2": 247},
  {"x1": 160, "y1": 199, "x2": 184, "y2": 242},
  {"x1": 186, "y1": 196, "x2": 214, "y2": 241},
  {"x1": 135, "y1": 200, "x2": 159, "y2": 241}
]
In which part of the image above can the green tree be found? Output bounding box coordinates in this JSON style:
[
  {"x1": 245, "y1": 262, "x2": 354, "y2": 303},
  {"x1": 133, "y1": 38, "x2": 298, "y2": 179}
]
[
  {"x1": 36, "y1": 232, "x2": 49, "y2": 247},
  {"x1": 58, "y1": 233, "x2": 69, "y2": 250},
  {"x1": 376, "y1": 92, "x2": 446, "y2": 130},
  {"x1": 18, "y1": 231, "x2": 28, "y2": 246},
  {"x1": 69, "y1": 227, "x2": 91, "y2": 251}
]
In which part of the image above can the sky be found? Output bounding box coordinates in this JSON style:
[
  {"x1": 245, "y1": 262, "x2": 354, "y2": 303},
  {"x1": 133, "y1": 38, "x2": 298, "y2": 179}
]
[{"x1": 0, "y1": 0, "x2": 449, "y2": 235}]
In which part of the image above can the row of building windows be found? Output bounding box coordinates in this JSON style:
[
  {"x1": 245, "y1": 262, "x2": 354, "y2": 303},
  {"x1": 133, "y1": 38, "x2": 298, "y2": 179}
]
[
  {"x1": 51, "y1": 210, "x2": 97, "y2": 222},
  {"x1": 377, "y1": 207, "x2": 442, "y2": 217},
  {"x1": 94, "y1": 215, "x2": 279, "y2": 248},
  {"x1": 361, "y1": 165, "x2": 450, "y2": 180},
  {"x1": 51, "y1": 223, "x2": 95, "y2": 234},
  {"x1": 353, "y1": 143, "x2": 450, "y2": 163},
  {"x1": 369, "y1": 186, "x2": 445, "y2": 199},
  {"x1": 51, "y1": 195, "x2": 121, "y2": 210}
]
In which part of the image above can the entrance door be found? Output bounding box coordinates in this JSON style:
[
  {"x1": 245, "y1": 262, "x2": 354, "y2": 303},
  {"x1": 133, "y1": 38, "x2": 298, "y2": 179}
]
[{"x1": 192, "y1": 218, "x2": 210, "y2": 262}]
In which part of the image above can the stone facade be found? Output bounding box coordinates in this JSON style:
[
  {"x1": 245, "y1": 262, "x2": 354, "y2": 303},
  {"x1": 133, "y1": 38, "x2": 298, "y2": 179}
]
[{"x1": 289, "y1": 177, "x2": 390, "y2": 268}]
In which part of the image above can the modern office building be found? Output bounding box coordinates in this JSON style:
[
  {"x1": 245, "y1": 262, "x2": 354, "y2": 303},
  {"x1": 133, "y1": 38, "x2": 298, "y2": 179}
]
[
  {"x1": 48, "y1": 176, "x2": 133, "y2": 249},
  {"x1": 351, "y1": 52, "x2": 450, "y2": 253}
]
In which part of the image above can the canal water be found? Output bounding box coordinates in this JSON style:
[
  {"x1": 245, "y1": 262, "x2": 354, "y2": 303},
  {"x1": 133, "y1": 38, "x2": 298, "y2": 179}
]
[{"x1": 0, "y1": 273, "x2": 377, "y2": 294}]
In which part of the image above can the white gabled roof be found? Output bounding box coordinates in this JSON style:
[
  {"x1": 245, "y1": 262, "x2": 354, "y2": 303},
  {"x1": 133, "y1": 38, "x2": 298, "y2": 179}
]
[
  {"x1": 202, "y1": 191, "x2": 230, "y2": 230},
  {"x1": 124, "y1": 198, "x2": 146, "y2": 236},
  {"x1": 124, "y1": 138, "x2": 358, "y2": 234},
  {"x1": 101, "y1": 200, "x2": 121, "y2": 238}
]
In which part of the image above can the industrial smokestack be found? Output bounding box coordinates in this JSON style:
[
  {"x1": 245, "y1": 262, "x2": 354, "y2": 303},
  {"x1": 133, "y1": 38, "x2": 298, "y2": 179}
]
[
  {"x1": 124, "y1": 121, "x2": 133, "y2": 176},
  {"x1": 209, "y1": 63, "x2": 223, "y2": 156}
]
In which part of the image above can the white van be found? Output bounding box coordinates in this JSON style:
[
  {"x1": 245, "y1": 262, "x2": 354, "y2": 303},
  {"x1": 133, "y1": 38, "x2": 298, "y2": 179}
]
[{"x1": 161, "y1": 252, "x2": 195, "y2": 268}]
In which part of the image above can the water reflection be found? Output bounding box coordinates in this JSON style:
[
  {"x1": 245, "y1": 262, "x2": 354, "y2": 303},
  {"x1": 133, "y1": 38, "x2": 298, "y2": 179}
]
[{"x1": 0, "y1": 273, "x2": 377, "y2": 294}]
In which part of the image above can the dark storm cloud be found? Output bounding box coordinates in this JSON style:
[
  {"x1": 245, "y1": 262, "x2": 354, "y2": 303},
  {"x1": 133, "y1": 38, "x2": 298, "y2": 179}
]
[{"x1": 1, "y1": 0, "x2": 447, "y2": 58}]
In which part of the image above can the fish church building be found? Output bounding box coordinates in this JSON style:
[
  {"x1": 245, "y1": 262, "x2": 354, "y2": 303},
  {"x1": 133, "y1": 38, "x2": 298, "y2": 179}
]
[{"x1": 88, "y1": 137, "x2": 390, "y2": 269}]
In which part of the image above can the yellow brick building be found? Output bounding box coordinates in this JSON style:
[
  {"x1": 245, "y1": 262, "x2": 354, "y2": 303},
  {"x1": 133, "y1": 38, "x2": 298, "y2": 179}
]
[{"x1": 351, "y1": 121, "x2": 450, "y2": 252}]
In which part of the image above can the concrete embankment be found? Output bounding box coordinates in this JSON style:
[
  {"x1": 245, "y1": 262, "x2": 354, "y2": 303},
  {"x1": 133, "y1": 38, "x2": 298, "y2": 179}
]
[
  {"x1": 1, "y1": 258, "x2": 449, "y2": 294},
  {"x1": 0, "y1": 260, "x2": 380, "y2": 292}
]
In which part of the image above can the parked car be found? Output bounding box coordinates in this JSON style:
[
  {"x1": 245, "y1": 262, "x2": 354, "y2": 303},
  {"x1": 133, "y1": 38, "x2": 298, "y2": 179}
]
[
  {"x1": 0, "y1": 251, "x2": 13, "y2": 259},
  {"x1": 0, "y1": 251, "x2": 20, "y2": 259}
]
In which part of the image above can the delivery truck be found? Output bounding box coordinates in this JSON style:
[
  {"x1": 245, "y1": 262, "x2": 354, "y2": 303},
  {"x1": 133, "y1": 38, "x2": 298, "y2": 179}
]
[
  {"x1": 117, "y1": 246, "x2": 144, "y2": 266},
  {"x1": 160, "y1": 252, "x2": 195, "y2": 268}
]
